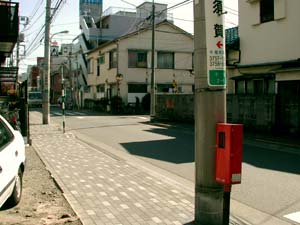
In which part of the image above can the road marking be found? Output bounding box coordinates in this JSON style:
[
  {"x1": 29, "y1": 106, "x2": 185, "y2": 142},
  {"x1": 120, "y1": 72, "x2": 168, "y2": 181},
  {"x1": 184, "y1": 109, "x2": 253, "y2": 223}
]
[
  {"x1": 76, "y1": 116, "x2": 84, "y2": 119},
  {"x1": 137, "y1": 116, "x2": 148, "y2": 120},
  {"x1": 75, "y1": 112, "x2": 86, "y2": 115},
  {"x1": 284, "y1": 211, "x2": 300, "y2": 223}
]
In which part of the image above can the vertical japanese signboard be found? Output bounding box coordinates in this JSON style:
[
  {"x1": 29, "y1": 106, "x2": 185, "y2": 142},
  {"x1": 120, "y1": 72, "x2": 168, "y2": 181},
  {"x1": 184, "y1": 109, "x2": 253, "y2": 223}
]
[{"x1": 205, "y1": 0, "x2": 226, "y2": 87}]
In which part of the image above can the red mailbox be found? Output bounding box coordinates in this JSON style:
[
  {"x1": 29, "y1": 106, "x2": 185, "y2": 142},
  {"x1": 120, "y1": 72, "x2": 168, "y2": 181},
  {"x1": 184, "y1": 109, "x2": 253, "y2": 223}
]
[{"x1": 215, "y1": 123, "x2": 243, "y2": 185}]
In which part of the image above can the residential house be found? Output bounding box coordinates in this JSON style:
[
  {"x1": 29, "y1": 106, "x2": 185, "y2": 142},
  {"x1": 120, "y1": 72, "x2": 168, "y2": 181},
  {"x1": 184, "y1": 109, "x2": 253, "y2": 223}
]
[
  {"x1": 227, "y1": 0, "x2": 300, "y2": 134},
  {"x1": 84, "y1": 20, "x2": 194, "y2": 106}
]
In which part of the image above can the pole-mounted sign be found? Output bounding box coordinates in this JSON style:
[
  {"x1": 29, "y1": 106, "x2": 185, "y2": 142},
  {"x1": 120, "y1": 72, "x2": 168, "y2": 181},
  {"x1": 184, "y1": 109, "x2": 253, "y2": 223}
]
[{"x1": 205, "y1": 0, "x2": 226, "y2": 87}]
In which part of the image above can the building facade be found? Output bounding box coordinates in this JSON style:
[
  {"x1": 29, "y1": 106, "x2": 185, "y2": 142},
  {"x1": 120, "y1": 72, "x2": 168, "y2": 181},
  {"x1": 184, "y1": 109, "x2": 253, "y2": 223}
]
[
  {"x1": 84, "y1": 21, "x2": 194, "y2": 107},
  {"x1": 227, "y1": 0, "x2": 300, "y2": 134}
]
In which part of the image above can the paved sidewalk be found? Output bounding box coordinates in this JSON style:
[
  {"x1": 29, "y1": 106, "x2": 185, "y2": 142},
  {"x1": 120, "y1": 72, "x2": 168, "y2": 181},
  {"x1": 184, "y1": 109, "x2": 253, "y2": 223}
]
[
  {"x1": 30, "y1": 111, "x2": 290, "y2": 225},
  {"x1": 30, "y1": 112, "x2": 196, "y2": 225}
]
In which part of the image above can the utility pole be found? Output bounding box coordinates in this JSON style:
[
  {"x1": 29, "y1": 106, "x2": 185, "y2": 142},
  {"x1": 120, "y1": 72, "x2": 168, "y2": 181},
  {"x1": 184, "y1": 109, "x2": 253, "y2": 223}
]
[
  {"x1": 194, "y1": 0, "x2": 227, "y2": 224},
  {"x1": 150, "y1": 0, "x2": 156, "y2": 121},
  {"x1": 61, "y1": 65, "x2": 65, "y2": 133},
  {"x1": 42, "y1": 0, "x2": 51, "y2": 124}
]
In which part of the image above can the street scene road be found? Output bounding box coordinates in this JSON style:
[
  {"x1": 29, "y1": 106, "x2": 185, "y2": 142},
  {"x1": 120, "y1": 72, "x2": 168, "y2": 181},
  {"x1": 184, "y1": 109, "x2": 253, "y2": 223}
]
[{"x1": 47, "y1": 107, "x2": 300, "y2": 225}]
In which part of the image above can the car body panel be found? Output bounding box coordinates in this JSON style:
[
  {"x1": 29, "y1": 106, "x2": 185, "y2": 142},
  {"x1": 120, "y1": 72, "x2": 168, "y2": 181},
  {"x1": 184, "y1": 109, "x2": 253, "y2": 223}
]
[
  {"x1": 28, "y1": 92, "x2": 42, "y2": 107},
  {"x1": 0, "y1": 115, "x2": 25, "y2": 208}
]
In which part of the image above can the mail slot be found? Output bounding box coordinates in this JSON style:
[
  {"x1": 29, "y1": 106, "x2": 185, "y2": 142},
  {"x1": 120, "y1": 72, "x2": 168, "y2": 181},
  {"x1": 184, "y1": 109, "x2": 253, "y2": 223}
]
[{"x1": 215, "y1": 123, "x2": 243, "y2": 185}]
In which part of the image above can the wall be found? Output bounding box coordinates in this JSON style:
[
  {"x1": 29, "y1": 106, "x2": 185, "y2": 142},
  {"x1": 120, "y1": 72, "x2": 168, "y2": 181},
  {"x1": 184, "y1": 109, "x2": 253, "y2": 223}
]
[
  {"x1": 155, "y1": 93, "x2": 276, "y2": 132},
  {"x1": 227, "y1": 94, "x2": 276, "y2": 131},
  {"x1": 156, "y1": 94, "x2": 194, "y2": 122}
]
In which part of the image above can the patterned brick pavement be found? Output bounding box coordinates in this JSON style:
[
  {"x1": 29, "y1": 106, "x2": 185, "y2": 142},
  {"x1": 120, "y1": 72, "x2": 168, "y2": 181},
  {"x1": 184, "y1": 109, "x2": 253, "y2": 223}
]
[{"x1": 30, "y1": 112, "x2": 196, "y2": 225}]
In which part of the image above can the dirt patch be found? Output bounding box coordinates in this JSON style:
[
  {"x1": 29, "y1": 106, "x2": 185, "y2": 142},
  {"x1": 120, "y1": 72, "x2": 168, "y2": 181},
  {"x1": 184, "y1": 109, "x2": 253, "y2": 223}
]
[{"x1": 0, "y1": 147, "x2": 82, "y2": 225}]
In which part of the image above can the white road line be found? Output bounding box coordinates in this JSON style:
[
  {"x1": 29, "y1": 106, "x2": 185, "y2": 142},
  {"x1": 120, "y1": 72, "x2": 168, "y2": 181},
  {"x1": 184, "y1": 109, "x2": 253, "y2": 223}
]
[
  {"x1": 284, "y1": 211, "x2": 300, "y2": 223},
  {"x1": 75, "y1": 112, "x2": 86, "y2": 115},
  {"x1": 137, "y1": 116, "x2": 148, "y2": 120},
  {"x1": 76, "y1": 116, "x2": 84, "y2": 119},
  {"x1": 67, "y1": 112, "x2": 76, "y2": 116}
]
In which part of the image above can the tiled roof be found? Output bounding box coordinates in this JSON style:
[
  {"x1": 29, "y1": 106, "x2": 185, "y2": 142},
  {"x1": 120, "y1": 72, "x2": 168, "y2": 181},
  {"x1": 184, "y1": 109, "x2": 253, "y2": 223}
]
[{"x1": 226, "y1": 26, "x2": 239, "y2": 50}]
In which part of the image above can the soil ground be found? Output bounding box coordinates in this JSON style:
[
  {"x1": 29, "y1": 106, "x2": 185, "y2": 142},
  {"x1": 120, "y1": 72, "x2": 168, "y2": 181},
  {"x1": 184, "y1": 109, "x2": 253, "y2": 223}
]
[{"x1": 0, "y1": 147, "x2": 82, "y2": 225}]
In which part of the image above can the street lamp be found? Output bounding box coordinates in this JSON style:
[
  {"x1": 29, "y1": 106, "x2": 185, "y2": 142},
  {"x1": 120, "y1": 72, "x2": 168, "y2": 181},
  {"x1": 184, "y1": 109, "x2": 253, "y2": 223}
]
[
  {"x1": 50, "y1": 30, "x2": 69, "y2": 40},
  {"x1": 42, "y1": 29, "x2": 69, "y2": 124}
]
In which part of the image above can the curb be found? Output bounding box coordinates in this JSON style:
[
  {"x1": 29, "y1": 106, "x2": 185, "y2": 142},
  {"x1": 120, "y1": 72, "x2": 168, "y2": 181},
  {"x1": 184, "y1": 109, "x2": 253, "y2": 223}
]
[{"x1": 244, "y1": 138, "x2": 300, "y2": 156}]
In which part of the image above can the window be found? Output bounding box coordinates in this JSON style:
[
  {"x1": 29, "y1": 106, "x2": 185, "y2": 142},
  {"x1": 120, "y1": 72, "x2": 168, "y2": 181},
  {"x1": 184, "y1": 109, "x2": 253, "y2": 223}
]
[
  {"x1": 157, "y1": 52, "x2": 174, "y2": 69},
  {"x1": 97, "y1": 58, "x2": 101, "y2": 77},
  {"x1": 97, "y1": 84, "x2": 105, "y2": 93},
  {"x1": 235, "y1": 80, "x2": 245, "y2": 94},
  {"x1": 109, "y1": 49, "x2": 117, "y2": 69},
  {"x1": 260, "y1": 0, "x2": 274, "y2": 23},
  {"x1": 0, "y1": 119, "x2": 13, "y2": 150},
  {"x1": 88, "y1": 59, "x2": 93, "y2": 73},
  {"x1": 254, "y1": 79, "x2": 264, "y2": 95},
  {"x1": 99, "y1": 54, "x2": 105, "y2": 64},
  {"x1": 246, "y1": 80, "x2": 254, "y2": 94},
  {"x1": 128, "y1": 84, "x2": 147, "y2": 93},
  {"x1": 235, "y1": 78, "x2": 275, "y2": 95},
  {"x1": 84, "y1": 86, "x2": 91, "y2": 93},
  {"x1": 128, "y1": 50, "x2": 147, "y2": 68},
  {"x1": 157, "y1": 84, "x2": 172, "y2": 93}
]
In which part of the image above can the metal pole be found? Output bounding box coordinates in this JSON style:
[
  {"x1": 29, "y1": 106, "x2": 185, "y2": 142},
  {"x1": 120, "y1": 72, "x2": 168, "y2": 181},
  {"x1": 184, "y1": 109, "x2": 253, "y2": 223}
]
[
  {"x1": 42, "y1": 0, "x2": 51, "y2": 124},
  {"x1": 76, "y1": 61, "x2": 80, "y2": 109},
  {"x1": 61, "y1": 66, "x2": 65, "y2": 133},
  {"x1": 194, "y1": 0, "x2": 226, "y2": 224},
  {"x1": 150, "y1": 0, "x2": 156, "y2": 121}
]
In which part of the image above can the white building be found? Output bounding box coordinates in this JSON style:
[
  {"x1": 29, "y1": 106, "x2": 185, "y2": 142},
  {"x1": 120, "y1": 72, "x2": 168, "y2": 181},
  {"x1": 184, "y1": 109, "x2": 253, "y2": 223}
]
[
  {"x1": 84, "y1": 20, "x2": 194, "y2": 106},
  {"x1": 227, "y1": 0, "x2": 300, "y2": 134}
]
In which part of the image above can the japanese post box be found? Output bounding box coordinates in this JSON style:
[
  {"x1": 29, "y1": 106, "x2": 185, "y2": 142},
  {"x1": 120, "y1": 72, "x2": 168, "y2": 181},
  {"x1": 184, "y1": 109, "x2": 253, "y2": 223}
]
[{"x1": 215, "y1": 123, "x2": 243, "y2": 185}]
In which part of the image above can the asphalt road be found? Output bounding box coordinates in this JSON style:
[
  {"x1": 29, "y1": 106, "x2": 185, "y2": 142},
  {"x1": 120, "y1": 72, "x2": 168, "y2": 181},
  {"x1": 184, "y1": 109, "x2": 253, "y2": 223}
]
[{"x1": 50, "y1": 108, "x2": 300, "y2": 224}]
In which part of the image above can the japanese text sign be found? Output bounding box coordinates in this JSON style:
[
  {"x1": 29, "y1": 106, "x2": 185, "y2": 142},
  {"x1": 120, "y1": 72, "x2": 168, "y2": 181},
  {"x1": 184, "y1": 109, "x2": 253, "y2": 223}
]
[{"x1": 205, "y1": 0, "x2": 226, "y2": 87}]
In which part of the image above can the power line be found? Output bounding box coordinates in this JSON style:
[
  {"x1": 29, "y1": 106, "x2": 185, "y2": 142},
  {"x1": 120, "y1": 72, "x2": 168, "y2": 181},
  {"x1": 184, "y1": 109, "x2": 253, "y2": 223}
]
[
  {"x1": 28, "y1": 0, "x2": 45, "y2": 19},
  {"x1": 165, "y1": 0, "x2": 192, "y2": 12},
  {"x1": 22, "y1": 10, "x2": 45, "y2": 32},
  {"x1": 120, "y1": 0, "x2": 137, "y2": 8}
]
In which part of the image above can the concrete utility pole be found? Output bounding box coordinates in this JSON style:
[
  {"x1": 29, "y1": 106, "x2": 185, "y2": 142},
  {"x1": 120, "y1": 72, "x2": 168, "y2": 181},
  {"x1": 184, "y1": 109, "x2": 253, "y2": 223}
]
[
  {"x1": 194, "y1": 0, "x2": 227, "y2": 224},
  {"x1": 42, "y1": 0, "x2": 51, "y2": 124},
  {"x1": 150, "y1": 0, "x2": 156, "y2": 121}
]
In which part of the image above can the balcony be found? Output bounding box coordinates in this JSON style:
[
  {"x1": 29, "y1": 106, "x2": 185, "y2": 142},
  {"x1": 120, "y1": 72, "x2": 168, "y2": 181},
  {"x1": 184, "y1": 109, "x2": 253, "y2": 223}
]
[{"x1": 0, "y1": 1, "x2": 19, "y2": 62}]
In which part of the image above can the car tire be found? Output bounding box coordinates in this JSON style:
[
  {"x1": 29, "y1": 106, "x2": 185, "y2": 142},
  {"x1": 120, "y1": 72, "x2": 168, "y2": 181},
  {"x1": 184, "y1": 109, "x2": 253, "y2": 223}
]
[{"x1": 7, "y1": 169, "x2": 23, "y2": 207}]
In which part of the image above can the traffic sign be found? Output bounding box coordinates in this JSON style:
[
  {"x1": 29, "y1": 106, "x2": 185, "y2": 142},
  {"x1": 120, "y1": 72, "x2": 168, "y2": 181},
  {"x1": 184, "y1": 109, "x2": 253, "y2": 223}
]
[{"x1": 205, "y1": 0, "x2": 226, "y2": 87}]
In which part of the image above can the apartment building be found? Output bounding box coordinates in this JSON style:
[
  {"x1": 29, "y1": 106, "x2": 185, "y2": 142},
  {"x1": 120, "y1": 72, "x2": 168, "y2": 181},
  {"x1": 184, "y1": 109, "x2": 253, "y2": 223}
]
[{"x1": 84, "y1": 20, "x2": 194, "y2": 105}]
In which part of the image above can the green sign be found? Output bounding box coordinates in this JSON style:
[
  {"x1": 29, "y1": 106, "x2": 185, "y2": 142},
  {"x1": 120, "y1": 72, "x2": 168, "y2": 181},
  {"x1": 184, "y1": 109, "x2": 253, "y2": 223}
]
[
  {"x1": 209, "y1": 70, "x2": 226, "y2": 86},
  {"x1": 204, "y1": 0, "x2": 226, "y2": 88}
]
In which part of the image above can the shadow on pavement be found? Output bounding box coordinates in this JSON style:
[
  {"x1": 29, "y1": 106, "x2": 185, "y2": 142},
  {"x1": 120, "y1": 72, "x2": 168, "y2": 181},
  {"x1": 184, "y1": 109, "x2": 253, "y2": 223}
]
[
  {"x1": 121, "y1": 125, "x2": 195, "y2": 164},
  {"x1": 122, "y1": 121, "x2": 300, "y2": 174},
  {"x1": 243, "y1": 144, "x2": 300, "y2": 174}
]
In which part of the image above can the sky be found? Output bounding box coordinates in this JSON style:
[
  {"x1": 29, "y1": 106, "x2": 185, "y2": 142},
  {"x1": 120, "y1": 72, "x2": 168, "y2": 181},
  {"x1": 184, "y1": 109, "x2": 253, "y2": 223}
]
[{"x1": 17, "y1": 0, "x2": 238, "y2": 74}]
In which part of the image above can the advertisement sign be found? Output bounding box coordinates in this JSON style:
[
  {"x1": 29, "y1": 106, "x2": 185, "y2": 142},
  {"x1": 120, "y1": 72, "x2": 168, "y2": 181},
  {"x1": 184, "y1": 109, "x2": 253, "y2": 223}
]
[{"x1": 205, "y1": 0, "x2": 226, "y2": 87}]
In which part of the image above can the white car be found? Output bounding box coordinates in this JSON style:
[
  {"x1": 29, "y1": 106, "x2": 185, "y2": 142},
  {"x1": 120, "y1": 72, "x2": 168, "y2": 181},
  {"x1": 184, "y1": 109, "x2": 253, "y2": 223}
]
[{"x1": 0, "y1": 115, "x2": 25, "y2": 208}]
